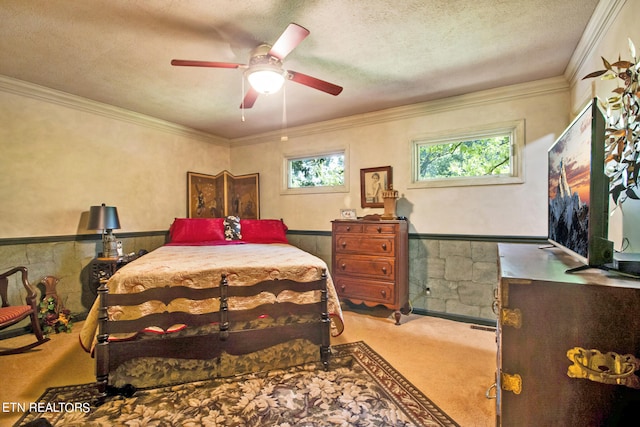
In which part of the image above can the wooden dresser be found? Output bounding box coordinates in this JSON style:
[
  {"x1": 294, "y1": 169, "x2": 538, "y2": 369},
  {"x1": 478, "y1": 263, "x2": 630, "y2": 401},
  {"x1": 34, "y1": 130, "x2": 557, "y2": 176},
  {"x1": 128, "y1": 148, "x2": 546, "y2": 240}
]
[
  {"x1": 331, "y1": 219, "x2": 409, "y2": 324},
  {"x1": 496, "y1": 243, "x2": 640, "y2": 426}
]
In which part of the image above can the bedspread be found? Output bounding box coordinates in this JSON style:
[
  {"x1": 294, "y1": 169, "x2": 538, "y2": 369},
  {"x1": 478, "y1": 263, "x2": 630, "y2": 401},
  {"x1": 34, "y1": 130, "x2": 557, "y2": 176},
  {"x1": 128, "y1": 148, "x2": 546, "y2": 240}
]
[{"x1": 80, "y1": 243, "x2": 344, "y2": 353}]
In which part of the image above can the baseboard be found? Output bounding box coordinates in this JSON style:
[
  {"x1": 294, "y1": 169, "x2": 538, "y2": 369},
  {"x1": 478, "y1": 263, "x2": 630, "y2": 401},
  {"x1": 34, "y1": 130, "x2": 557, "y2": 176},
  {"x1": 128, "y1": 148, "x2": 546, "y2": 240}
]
[{"x1": 412, "y1": 308, "x2": 496, "y2": 328}]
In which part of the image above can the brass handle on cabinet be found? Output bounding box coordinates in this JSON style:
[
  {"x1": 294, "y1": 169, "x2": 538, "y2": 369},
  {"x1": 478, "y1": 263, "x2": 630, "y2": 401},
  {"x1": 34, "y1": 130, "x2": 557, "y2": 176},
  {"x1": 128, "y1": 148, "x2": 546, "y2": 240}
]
[
  {"x1": 566, "y1": 347, "x2": 640, "y2": 389},
  {"x1": 485, "y1": 383, "x2": 497, "y2": 399}
]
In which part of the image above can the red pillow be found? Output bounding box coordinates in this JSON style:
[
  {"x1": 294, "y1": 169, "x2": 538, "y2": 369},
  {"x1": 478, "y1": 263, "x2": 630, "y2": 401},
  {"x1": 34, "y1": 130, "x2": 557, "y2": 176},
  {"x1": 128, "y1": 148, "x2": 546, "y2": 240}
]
[
  {"x1": 240, "y1": 219, "x2": 289, "y2": 244},
  {"x1": 168, "y1": 218, "x2": 225, "y2": 243}
]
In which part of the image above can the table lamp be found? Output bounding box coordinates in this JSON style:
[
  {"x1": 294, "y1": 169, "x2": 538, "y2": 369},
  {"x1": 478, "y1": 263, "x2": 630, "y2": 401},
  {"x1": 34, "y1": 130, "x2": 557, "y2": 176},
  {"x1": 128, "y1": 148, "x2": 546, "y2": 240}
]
[{"x1": 88, "y1": 203, "x2": 121, "y2": 258}]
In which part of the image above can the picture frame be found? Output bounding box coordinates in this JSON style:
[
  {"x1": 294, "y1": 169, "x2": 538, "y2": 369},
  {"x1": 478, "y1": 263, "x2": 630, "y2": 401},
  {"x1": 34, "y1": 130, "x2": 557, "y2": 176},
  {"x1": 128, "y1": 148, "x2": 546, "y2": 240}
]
[
  {"x1": 187, "y1": 170, "x2": 260, "y2": 219},
  {"x1": 360, "y1": 166, "x2": 392, "y2": 208},
  {"x1": 340, "y1": 208, "x2": 357, "y2": 220}
]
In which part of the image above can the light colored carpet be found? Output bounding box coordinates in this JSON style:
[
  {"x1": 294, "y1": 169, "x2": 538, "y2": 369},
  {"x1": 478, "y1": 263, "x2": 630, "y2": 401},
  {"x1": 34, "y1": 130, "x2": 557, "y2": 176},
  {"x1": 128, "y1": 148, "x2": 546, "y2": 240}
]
[
  {"x1": 333, "y1": 308, "x2": 497, "y2": 426},
  {"x1": 0, "y1": 308, "x2": 496, "y2": 426}
]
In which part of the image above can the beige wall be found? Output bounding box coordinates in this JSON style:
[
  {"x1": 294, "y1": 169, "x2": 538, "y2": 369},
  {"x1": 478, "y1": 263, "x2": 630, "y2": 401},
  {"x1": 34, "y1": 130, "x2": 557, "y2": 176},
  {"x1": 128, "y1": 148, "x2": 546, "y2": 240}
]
[
  {"x1": 569, "y1": 0, "x2": 640, "y2": 114},
  {"x1": 231, "y1": 79, "x2": 570, "y2": 237},
  {"x1": 0, "y1": 82, "x2": 232, "y2": 328},
  {"x1": 0, "y1": 83, "x2": 230, "y2": 239},
  {"x1": 568, "y1": 0, "x2": 640, "y2": 252}
]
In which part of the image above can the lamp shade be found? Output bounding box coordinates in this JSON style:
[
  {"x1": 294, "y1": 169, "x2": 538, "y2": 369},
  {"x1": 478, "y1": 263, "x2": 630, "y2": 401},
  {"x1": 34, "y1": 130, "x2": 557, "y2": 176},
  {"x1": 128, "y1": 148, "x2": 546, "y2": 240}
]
[
  {"x1": 88, "y1": 203, "x2": 121, "y2": 231},
  {"x1": 247, "y1": 66, "x2": 285, "y2": 94}
]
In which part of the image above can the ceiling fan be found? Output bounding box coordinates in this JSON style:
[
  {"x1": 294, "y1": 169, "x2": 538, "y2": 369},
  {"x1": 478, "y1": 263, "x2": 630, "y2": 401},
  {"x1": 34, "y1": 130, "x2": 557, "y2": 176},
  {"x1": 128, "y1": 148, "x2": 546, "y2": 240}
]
[{"x1": 171, "y1": 23, "x2": 343, "y2": 109}]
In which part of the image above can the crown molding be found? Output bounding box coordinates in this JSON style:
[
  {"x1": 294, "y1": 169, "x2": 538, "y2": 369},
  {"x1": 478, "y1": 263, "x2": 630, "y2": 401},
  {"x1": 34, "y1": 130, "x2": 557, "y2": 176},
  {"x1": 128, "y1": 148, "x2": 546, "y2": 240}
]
[
  {"x1": 0, "y1": 74, "x2": 229, "y2": 147},
  {"x1": 230, "y1": 76, "x2": 569, "y2": 146},
  {"x1": 1, "y1": 72, "x2": 568, "y2": 148},
  {"x1": 564, "y1": 0, "x2": 626, "y2": 84}
]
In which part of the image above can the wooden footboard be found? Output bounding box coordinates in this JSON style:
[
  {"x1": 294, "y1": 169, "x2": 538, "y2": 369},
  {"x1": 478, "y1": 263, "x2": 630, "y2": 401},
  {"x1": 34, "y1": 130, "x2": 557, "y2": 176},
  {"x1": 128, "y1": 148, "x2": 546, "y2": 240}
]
[{"x1": 95, "y1": 270, "x2": 331, "y2": 396}]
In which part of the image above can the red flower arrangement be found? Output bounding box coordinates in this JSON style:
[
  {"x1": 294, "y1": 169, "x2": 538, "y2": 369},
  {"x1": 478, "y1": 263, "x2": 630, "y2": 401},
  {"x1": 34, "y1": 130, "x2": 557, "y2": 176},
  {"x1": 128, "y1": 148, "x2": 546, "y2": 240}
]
[{"x1": 38, "y1": 297, "x2": 73, "y2": 334}]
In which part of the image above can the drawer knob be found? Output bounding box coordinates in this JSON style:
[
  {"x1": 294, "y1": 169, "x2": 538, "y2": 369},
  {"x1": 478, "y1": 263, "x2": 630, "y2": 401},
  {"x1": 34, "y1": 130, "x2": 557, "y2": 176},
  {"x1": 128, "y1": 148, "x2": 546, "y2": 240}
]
[
  {"x1": 381, "y1": 243, "x2": 387, "y2": 250},
  {"x1": 346, "y1": 226, "x2": 351, "y2": 231},
  {"x1": 341, "y1": 263, "x2": 346, "y2": 270},
  {"x1": 382, "y1": 266, "x2": 387, "y2": 273},
  {"x1": 340, "y1": 284, "x2": 346, "y2": 292},
  {"x1": 380, "y1": 290, "x2": 386, "y2": 297},
  {"x1": 377, "y1": 226, "x2": 382, "y2": 233},
  {"x1": 341, "y1": 242, "x2": 347, "y2": 248}
]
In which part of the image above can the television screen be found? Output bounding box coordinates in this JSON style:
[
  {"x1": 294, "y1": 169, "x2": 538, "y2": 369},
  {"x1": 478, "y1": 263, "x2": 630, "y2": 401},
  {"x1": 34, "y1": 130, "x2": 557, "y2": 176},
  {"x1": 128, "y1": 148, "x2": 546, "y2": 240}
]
[{"x1": 548, "y1": 99, "x2": 613, "y2": 269}]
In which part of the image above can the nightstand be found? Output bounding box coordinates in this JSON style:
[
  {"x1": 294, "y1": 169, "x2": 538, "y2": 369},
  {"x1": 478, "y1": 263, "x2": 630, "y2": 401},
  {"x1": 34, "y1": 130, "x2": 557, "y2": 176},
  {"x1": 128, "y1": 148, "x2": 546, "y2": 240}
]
[{"x1": 88, "y1": 253, "x2": 139, "y2": 295}]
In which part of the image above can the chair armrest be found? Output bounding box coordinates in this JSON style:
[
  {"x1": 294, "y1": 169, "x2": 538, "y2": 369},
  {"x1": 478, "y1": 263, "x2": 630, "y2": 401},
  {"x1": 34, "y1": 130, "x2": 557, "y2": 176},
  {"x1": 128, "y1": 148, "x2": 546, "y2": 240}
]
[{"x1": 0, "y1": 266, "x2": 37, "y2": 307}]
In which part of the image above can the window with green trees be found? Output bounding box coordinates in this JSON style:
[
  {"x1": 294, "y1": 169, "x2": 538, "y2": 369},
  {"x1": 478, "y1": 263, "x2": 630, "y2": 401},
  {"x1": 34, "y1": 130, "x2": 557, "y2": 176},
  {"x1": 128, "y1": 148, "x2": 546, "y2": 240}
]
[
  {"x1": 417, "y1": 135, "x2": 511, "y2": 179},
  {"x1": 411, "y1": 121, "x2": 524, "y2": 188},
  {"x1": 288, "y1": 152, "x2": 345, "y2": 188}
]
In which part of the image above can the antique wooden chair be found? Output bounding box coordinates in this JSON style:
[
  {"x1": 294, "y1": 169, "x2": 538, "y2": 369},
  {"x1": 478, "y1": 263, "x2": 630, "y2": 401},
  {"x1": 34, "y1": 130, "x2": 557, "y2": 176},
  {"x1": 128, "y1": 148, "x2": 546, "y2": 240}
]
[{"x1": 0, "y1": 266, "x2": 50, "y2": 355}]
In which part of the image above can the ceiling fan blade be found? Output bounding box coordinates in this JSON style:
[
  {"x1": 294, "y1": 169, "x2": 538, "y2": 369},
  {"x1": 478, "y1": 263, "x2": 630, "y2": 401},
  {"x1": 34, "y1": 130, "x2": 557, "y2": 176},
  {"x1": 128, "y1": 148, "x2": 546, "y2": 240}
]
[
  {"x1": 287, "y1": 70, "x2": 343, "y2": 96},
  {"x1": 239, "y1": 87, "x2": 259, "y2": 109},
  {"x1": 268, "y1": 23, "x2": 310, "y2": 60},
  {"x1": 171, "y1": 59, "x2": 245, "y2": 69}
]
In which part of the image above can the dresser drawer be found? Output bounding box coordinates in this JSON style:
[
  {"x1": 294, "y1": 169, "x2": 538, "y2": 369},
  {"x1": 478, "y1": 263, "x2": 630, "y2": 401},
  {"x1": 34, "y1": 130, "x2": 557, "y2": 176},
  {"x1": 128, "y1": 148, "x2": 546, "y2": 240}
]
[
  {"x1": 332, "y1": 222, "x2": 364, "y2": 234},
  {"x1": 334, "y1": 277, "x2": 395, "y2": 304},
  {"x1": 334, "y1": 235, "x2": 395, "y2": 256},
  {"x1": 334, "y1": 255, "x2": 395, "y2": 279},
  {"x1": 363, "y1": 223, "x2": 397, "y2": 234}
]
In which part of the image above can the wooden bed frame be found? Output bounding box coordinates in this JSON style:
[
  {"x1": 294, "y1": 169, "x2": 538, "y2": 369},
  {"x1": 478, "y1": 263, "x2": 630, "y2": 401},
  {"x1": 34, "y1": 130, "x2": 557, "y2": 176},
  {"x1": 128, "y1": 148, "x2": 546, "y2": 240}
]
[{"x1": 95, "y1": 270, "x2": 331, "y2": 397}]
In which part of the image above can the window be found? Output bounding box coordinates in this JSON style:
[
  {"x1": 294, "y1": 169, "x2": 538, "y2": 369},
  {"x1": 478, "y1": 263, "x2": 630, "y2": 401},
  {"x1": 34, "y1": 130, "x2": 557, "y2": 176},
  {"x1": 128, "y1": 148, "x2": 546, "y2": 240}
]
[
  {"x1": 410, "y1": 120, "x2": 524, "y2": 188},
  {"x1": 282, "y1": 149, "x2": 348, "y2": 194}
]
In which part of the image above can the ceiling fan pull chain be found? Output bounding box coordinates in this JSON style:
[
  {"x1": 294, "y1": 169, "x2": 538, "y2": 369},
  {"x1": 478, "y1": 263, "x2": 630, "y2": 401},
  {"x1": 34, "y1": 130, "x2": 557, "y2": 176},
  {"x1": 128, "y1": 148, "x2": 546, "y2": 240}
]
[
  {"x1": 281, "y1": 84, "x2": 288, "y2": 141},
  {"x1": 241, "y1": 76, "x2": 246, "y2": 122}
]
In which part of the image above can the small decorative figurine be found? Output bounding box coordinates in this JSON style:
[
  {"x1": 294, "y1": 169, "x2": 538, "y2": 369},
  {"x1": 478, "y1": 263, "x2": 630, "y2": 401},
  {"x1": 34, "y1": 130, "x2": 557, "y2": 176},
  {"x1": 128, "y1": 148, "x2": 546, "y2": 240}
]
[{"x1": 381, "y1": 185, "x2": 399, "y2": 220}]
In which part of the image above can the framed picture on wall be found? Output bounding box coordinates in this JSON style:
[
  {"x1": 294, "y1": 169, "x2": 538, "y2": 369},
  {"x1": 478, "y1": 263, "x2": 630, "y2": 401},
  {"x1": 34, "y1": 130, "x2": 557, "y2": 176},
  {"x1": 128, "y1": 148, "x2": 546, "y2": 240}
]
[
  {"x1": 187, "y1": 171, "x2": 260, "y2": 219},
  {"x1": 360, "y1": 166, "x2": 392, "y2": 208}
]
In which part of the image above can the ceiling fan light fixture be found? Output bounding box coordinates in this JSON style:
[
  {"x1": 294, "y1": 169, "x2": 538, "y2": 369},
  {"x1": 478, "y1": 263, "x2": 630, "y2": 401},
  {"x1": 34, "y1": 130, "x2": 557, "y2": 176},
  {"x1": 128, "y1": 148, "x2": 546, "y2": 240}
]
[
  {"x1": 246, "y1": 65, "x2": 285, "y2": 95},
  {"x1": 172, "y1": 25, "x2": 341, "y2": 108}
]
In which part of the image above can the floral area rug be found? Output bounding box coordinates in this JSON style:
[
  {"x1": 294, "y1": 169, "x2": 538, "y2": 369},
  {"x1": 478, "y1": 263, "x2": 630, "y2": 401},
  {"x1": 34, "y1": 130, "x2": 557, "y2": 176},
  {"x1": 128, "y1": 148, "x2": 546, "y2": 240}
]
[{"x1": 15, "y1": 341, "x2": 458, "y2": 426}]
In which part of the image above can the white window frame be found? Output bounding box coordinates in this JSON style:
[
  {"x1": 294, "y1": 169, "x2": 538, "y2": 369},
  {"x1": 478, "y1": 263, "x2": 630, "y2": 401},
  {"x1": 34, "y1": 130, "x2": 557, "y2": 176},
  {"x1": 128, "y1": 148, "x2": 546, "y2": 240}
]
[
  {"x1": 409, "y1": 120, "x2": 525, "y2": 189},
  {"x1": 281, "y1": 147, "x2": 349, "y2": 195}
]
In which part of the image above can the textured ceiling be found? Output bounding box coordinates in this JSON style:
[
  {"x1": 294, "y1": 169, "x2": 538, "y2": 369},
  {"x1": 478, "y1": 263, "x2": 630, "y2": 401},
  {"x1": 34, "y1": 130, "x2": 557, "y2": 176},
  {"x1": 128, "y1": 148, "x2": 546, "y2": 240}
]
[{"x1": 0, "y1": 0, "x2": 600, "y2": 140}]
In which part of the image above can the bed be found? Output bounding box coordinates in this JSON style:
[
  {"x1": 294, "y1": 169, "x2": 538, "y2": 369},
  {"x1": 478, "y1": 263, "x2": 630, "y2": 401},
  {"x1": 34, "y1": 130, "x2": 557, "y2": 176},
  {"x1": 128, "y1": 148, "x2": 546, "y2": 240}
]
[{"x1": 79, "y1": 217, "x2": 344, "y2": 396}]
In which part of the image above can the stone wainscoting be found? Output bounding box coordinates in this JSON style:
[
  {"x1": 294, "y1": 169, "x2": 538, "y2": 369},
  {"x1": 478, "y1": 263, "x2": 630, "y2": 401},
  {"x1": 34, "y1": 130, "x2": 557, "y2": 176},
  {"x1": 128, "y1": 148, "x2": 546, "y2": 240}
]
[
  {"x1": 286, "y1": 231, "x2": 544, "y2": 325},
  {"x1": 407, "y1": 239, "x2": 498, "y2": 322},
  {"x1": 0, "y1": 233, "x2": 166, "y2": 336},
  {"x1": 1, "y1": 230, "x2": 541, "y2": 337}
]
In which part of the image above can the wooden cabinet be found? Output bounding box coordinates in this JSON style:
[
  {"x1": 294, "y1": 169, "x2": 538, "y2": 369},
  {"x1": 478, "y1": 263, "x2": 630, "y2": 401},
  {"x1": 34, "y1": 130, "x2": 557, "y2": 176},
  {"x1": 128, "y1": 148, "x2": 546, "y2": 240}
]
[
  {"x1": 331, "y1": 219, "x2": 409, "y2": 324},
  {"x1": 88, "y1": 254, "x2": 140, "y2": 296},
  {"x1": 496, "y1": 243, "x2": 640, "y2": 426}
]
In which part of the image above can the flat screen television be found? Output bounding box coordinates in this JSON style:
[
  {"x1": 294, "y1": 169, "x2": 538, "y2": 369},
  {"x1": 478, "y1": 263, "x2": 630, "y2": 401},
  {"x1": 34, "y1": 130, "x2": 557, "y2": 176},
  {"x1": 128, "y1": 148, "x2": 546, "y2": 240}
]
[{"x1": 548, "y1": 98, "x2": 613, "y2": 271}]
